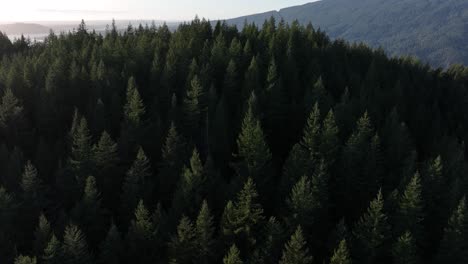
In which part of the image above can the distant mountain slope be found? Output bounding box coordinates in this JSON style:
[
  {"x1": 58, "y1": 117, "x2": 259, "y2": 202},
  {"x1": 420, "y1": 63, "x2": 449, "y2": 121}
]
[
  {"x1": 0, "y1": 23, "x2": 50, "y2": 35},
  {"x1": 227, "y1": 0, "x2": 468, "y2": 68}
]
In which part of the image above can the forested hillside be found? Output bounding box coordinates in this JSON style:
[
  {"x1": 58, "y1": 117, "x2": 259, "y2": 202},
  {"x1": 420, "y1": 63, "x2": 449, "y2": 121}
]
[
  {"x1": 227, "y1": 0, "x2": 468, "y2": 68},
  {"x1": 1, "y1": 18, "x2": 468, "y2": 264}
]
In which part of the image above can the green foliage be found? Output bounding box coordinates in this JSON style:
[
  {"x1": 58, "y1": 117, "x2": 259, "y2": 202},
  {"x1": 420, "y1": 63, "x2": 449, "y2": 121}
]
[
  {"x1": 62, "y1": 224, "x2": 92, "y2": 264},
  {"x1": 279, "y1": 226, "x2": 313, "y2": 264},
  {"x1": 330, "y1": 239, "x2": 351, "y2": 264},
  {"x1": 223, "y1": 245, "x2": 243, "y2": 264},
  {"x1": 14, "y1": 255, "x2": 37, "y2": 264},
  {"x1": 237, "y1": 102, "x2": 271, "y2": 179},
  {"x1": 392, "y1": 232, "x2": 417, "y2": 264},
  {"x1": 353, "y1": 190, "x2": 390, "y2": 264}
]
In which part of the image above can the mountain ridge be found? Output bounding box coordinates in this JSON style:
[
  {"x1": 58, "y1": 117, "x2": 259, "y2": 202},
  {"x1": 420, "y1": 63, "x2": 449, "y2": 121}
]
[{"x1": 226, "y1": 0, "x2": 468, "y2": 68}]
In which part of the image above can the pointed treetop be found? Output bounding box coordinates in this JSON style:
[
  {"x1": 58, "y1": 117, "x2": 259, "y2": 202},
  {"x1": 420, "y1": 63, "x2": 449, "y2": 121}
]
[
  {"x1": 279, "y1": 226, "x2": 313, "y2": 264},
  {"x1": 330, "y1": 239, "x2": 351, "y2": 264},
  {"x1": 223, "y1": 244, "x2": 243, "y2": 264}
]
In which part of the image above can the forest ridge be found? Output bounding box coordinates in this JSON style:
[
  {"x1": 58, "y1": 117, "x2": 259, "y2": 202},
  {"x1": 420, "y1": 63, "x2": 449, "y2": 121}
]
[
  {"x1": 227, "y1": 0, "x2": 468, "y2": 68},
  {"x1": 0, "y1": 18, "x2": 468, "y2": 264}
]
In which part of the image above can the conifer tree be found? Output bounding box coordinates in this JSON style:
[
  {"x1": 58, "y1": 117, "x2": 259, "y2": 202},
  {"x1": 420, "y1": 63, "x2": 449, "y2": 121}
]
[
  {"x1": 236, "y1": 101, "x2": 271, "y2": 180},
  {"x1": 159, "y1": 123, "x2": 186, "y2": 206},
  {"x1": 170, "y1": 216, "x2": 197, "y2": 263},
  {"x1": 62, "y1": 224, "x2": 92, "y2": 264},
  {"x1": 121, "y1": 147, "x2": 152, "y2": 221},
  {"x1": 320, "y1": 110, "x2": 339, "y2": 166},
  {"x1": 42, "y1": 234, "x2": 62, "y2": 264},
  {"x1": 195, "y1": 200, "x2": 215, "y2": 263},
  {"x1": 282, "y1": 144, "x2": 309, "y2": 196},
  {"x1": 330, "y1": 239, "x2": 351, "y2": 264},
  {"x1": 353, "y1": 190, "x2": 390, "y2": 264},
  {"x1": 172, "y1": 148, "x2": 206, "y2": 216},
  {"x1": 392, "y1": 232, "x2": 417, "y2": 264},
  {"x1": 34, "y1": 213, "x2": 52, "y2": 256},
  {"x1": 14, "y1": 256, "x2": 36, "y2": 264},
  {"x1": 279, "y1": 226, "x2": 313, "y2": 264},
  {"x1": 435, "y1": 197, "x2": 468, "y2": 264},
  {"x1": 287, "y1": 176, "x2": 315, "y2": 231},
  {"x1": 396, "y1": 172, "x2": 424, "y2": 240},
  {"x1": 0, "y1": 88, "x2": 23, "y2": 128},
  {"x1": 69, "y1": 116, "x2": 93, "y2": 186},
  {"x1": 92, "y1": 131, "x2": 119, "y2": 208},
  {"x1": 127, "y1": 200, "x2": 155, "y2": 264},
  {"x1": 223, "y1": 245, "x2": 243, "y2": 264},
  {"x1": 124, "y1": 76, "x2": 145, "y2": 127},
  {"x1": 302, "y1": 102, "x2": 321, "y2": 162},
  {"x1": 222, "y1": 178, "x2": 264, "y2": 251},
  {"x1": 183, "y1": 75, "x2": 204, "y2": 139},
  {"x1": 99, "y1": 223, "x2": 124, "y2": 264}
]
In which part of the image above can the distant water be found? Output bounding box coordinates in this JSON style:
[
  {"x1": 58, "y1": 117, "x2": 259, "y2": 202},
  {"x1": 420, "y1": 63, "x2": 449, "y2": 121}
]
[{"x1": 8, "y1": 33, "x2": 48, "y2": 42}]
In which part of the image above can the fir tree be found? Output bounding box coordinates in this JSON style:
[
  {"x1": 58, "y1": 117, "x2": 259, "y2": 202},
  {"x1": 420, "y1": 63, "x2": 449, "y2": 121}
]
[
  {"x1": 99, "y1": 223, "x2": 124, "y2": 264},
  {"x1": 14, "y1": 255, "x2": 36, "y2": 264},
  {"x1": 195, "y1": 200, "x2": 215, "y2": 263},
  {"x1": 124, "y1": 76, "x2": 145, "y2": 127},
  {"x1": 42, "y1": 234, "x2": 62, "y2": 264},
  {"x1": 236, "y1": 101, "x2": 271, "y2": 180},
  {"x1": 121, "y1": 147, "x2": 152, "y2": 222},
  {"x1": 127, "y1": 200, "x2": 155, "y2": 264},
  {"x1": 396, "y1": 172, "x2": 424, "y2": 240},
  {"x1": 34, "y1": 213, "x2": 52, "y2": 256},
  {"x1": 352, "y1": 190, "x2": 390, "y2": 264},
  {"x1": 223, "y1": 245, "x2": 243, "y2": 264},
  {"x1": 62, "y1": 224, "x2": 92, "y2": 264},
  {"x1": 222, "y1": 178, "x2": 264, "y2": 251},
  {"x1": 69, "y1": 116, "x2": 93, "y2": 186},
  {"x1": 170, "y1": 216, "x2": 197, "y2": 264},
  {"x1": 330, "y1": 239, "x2": 351, "y2": 264},
  {"x1": 279, "y1": 226, "x2": 313, "y2": 264},
  {"x1": 392, "y1": 232, "x2": 417, "y2": 264},
  {"x1": 435, "y1": 197, "x2": 468, "y2": 264}
]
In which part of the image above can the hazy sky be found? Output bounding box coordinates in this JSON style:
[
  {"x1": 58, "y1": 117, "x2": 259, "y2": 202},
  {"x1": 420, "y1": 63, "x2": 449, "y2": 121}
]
[{"x1": 0, "y1": 0, "x2": 316, "y2": 22}]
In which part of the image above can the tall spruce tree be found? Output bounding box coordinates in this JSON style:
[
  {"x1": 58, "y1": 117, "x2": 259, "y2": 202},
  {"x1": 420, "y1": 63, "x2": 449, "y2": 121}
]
[
  {"x1": 392, "y1": 232, "x2": 418, "y2": 264},
  {"x1": 330, "y1": 239, "x2": 351, "y2": 264},
  {"x1": 223, "y1": 245, "x2": 243, "y2": 264},
  {"x1": 352, "y1": 190, "x2": 390, "y2": 264},
  {"x1": 62, "y1": 224, "x2": 92, "y2": 264},
  {"x1": 279, "y1": 226, "x2": 313, "y2": 264}
]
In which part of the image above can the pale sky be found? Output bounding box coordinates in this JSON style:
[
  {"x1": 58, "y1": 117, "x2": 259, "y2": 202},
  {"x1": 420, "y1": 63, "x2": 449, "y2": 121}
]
[{"x1": 0, "y1": 0, "x2": 316, "y2": 22}]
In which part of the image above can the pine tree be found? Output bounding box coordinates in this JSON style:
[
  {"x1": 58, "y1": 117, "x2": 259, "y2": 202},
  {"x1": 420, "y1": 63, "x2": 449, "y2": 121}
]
[
  {"x1": 92, "y1": 131, "x2": 119, "y2": 209},
  {"x1": 42, "y1": 234, "x2": 62, "y2": 264},
  {"x1": 330, "y1": 239, "x2": 351, "y2": 264},
  {"x1": 127, "y1": 200, "x2": 155, "y2": 264},
  {"x1": 99, "y1": 223, "x2": 124, "y2": 264},
  {"x1": 172, "y1": 148, "x2": 206, "y2": 216},
  {"x1": 182, "y1": 75, "x2": 204, "y2": 139},
  {"x1": 236, "y1": 101, "x2": 271, "y2": 180},
  {"x1": 302, "y1": 102, "x2": 321, "y2": 162},
  {"x1": 195, "y1": 200, "x2": 215, "y2": 263},
  {"x1": 396, "y1": 172, "x2": 424, "y2": 240},
  {"x1": 34, "y1": 213, "x2": 52, "y2": 256},
  {"x1": 14, "y1": 255, "x2": 36, "y2": 264},
  {"x1": 392, "y1": 232, "x2": 417, "y2": 264},
  {"x1": 72, "y1": 176, "x2": 103, "y2": 248},
  {"x1": 223, "y1": 245, "x2": 243, "y2": 264},
  {"x1": 279, "y1": 226, "x2": 313, "y2": 264},
  {"x1": 287, "y1": 176, "x2": 315, "y2": 230},
  {"x1": 320, "y1": 110, "x2": 339, "y2": 166},
  {"x1": 124, "y1": 76, "x2": 145, "y2": 127},
  {"x1": 159, "y1": 123, "x2": 186, "y2": 206},
  {"x1": 69, "y1": 116, "x2": 93, "y2": 186},
  {"x1": 222, "y1": 178, "x2": 264, "y2": 251},
  {"x1": 435, "y1": 197, "x2": 468, "y2": 264},
  {"x1": 0, "y1": 88, "x2": 23, "y2": 128},
  {"x1": 170, "y1": 216, "x2": 197, "y2": 263},
  {"x1": 352, "y1": 190, "x2": 390, "y2": 264},
  {"x1": 282, "y1": 144, "x2": 309, "y2": 196},
  {"x1": 62, "y1": 224, "x2": 92, "y2": 264},
  {"x1": 121, "y1": 147, "x2": 152, "y2": 222}
]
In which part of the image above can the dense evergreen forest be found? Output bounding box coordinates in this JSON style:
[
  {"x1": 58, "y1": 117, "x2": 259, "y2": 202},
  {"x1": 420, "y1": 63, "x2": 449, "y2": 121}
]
[{"x1": 0, "y1": 17, "x2": 468, "y2": 264}]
